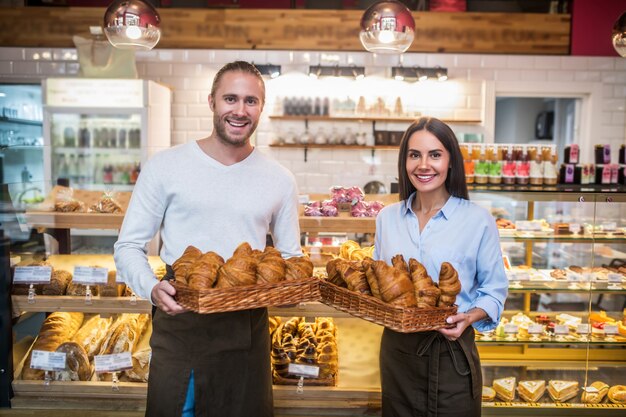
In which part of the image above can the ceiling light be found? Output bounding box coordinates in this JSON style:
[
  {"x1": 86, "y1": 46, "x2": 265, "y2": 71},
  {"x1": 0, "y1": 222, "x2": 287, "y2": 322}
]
[
  {"x1": 308, "y1": 65, "x2": 366, "y2": 80},
  {"x1": 359, "y1": 1, "x2": 415, "y2": 54},
  {"x1": 435, "y1": 67, "x2": 448, "y2": 82},
  {"x1": 613, "y1": 11, "x2": 626, "y2": 57},
  {"x1": 104, "y1": 0, "x2": 161, "y2": 51},
  {"x1": 391, "y1": 66, "x2": 449, "y2": 82},
  {"x1": 391, "y1": 67, "x2": 405, "y2": 81},
  {"x1": 254, "y1": 64, "x2": 282, "y2": 79}
]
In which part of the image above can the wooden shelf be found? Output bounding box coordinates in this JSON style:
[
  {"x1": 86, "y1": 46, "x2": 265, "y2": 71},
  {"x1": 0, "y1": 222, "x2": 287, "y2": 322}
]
[
  {"x1": 269, "y1": 115, "x2": 482, "y2": 124},
  {"x1": 24, "y1": 211, "x2": 124, "y2": 230},
  {"x1": 300, "y1": 213, "x2": 376, "y2": 234},
  {"x1": 11, "y1": 295, "x2": 152, "y2": 315},
  {"x1": 270, "y1": 144, "x2": 398, "y2": 150}
]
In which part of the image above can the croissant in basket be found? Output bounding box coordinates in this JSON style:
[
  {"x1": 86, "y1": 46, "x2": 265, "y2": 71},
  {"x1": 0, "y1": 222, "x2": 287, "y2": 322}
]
[
  {"x1": 285, "y1": 256, "x2": 314, "y2": 280},
  {"x1": 371, "y1": 260, "x2": 417, "y2": 308},
  {"x1": 216, "y1": 253, "x2": 258, "y2": 288},
  {"x1": 256, "y1": 247, "x2": 286, "y2": 284},
  {"x1": 325, "y1": 258, "x2": 348, "y2": 288},
  {"x1": 172, "y1": 245, "x2": 203, "y2": 284},
  {"x1": 336, "y1": 259, "x2": 371, "y2": 295},
  {"x1": 437, "y1": 262, "x2": 461, "y2": 307},
  {"x1": 187, "y1": 251, "x2": 225, "y2": 290},
  {"x1": 409, "y1": 258, "x2": 441, "y2": 309}
]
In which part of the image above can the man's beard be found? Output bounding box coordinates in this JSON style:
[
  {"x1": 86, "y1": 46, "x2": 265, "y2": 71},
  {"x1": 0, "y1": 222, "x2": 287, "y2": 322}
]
[{"x1": 214, "y1": 113, "x2": 258, "y2": 147}]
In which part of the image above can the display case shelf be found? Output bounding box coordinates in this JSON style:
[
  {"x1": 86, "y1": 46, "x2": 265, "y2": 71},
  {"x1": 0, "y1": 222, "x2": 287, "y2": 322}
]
[
  {"x1": 11, "y1": 295, "x2": 151, "y2": 315},
  {"x1": 0, "y1": 115, "x2": 42, "y2": 126}
]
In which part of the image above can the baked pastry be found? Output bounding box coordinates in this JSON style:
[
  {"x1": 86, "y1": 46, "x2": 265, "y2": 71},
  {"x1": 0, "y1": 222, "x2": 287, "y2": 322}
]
[
  {"x1": 284, "y1": 256, "x2": 314, "y2": 281},
  {"x1": 71, "y1": 314, "x2": 113, "y2": 360},
  {"x1": 493, "y1": 377, "x2": 516, "y2": 401},
  {"x1": 99, "y1": 314, "x2": 149, "y2": 356},
  {"x1": 482, "y1": 386, "x2": 496, "y2": 402},
  {"x1": 582, "y1": 381, "x2": 609, "y2": 404},
  {"x1": 325, "y1": 258, "x2": 348, "y2": 288},
  {"x1": 340, "y1": 240, "x2": 361, "y2": 260},
  {"x1": 54, "y1": 199, "x2": 85, "y2": 212},
  {"x1": 391, "y1": 254, "x2": 409, "y2": 273},
  {"x1": 172, "y1": 245, "x2": 203, "y2": 284},
  {"x1": 608, "y1": 385, "x2": 626, "y2": 404},
  {"x1": 233, "y1": 242, "x2": 254, "y2": 257},
  {"x1": 53, "y1": 341, "x2": 92, "y2": 381},
  {"x1": 336, "y1": 260, "x2": 371, "y2": 295},
  {"x1": 124, "y1": 321, "x2": 152, "y2": 382},
  {"x1": 42, "y1": 270, "x2": 72, "y2": 295},
  {"x1": 99, "y1": 270, "x2": 127, "y2": 297},
  {"x1": 187, "y1": 251, "x2": 225, "y2": 290},
  {"x1": 548, "y1": 380, "x2": 579, "y2": 402},
  {"x1": 256, "y1": 247, "x2": 286, "y2": 284},
  {"x1": 22, "y1": 312, "x2": 84, "y2": 380},
  {"x1": 437, "y1": 262, "x2": 461, "y2": 307},
  {"x1": 89, "y1": 195, "x2": 123, "y2": 213},
  {"x1": 409, "y1": 258, "x2": 440, "y2": 309},
  {"x1": 215, "y1": 254, "x2": 257, "y2": 288},
  {"x1": 517, "y1": 380, "x2": 546, "y2": 402},
  {"x1": 370, "y1": 260, "x2": 417, "y2": 307}
]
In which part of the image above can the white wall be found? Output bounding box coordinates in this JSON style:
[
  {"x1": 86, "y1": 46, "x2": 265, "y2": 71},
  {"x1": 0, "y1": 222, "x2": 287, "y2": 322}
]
[{"x1": 1, "y1": 47, "x2": 624, "y2": 193}]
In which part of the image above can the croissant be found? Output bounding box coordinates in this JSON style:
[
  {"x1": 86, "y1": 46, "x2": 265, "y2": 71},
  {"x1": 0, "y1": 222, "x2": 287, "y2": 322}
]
[
  {"x1": 256, "y1": 246, "x2": 286, "y2": 284},
  {"x1": 314, "y1": 317, "x2": 335, "y2": 336},
  {"x1": 325, "y1": 258, "x2": 347, "y2": 287},
  {"x1": 295, "y1": 344, "x2": 318, "y2": 365},
  {"x1": 339, "y1": 260, "x2": 371, "y2": 295},
  {"x1": 409, "y1": 258, "x2": 440, "y2": 308},
  {"x1": 391, "y1": 254, "x2": 409, "y2": 273},
  {"x1": 285, "y1": 256, "x2": 314, "y2": 280},
  {"x1": 187, "y1": 251, "x2": 225, "y2": 290},
  {"x1": 372, "y1": 260, "x2": 417, "y2": 307},
  {"x1": 172, "y1": 246, "x2": 203, "y2": 284},
  {"x1": 233, "y1": 242, "x2": 254, "y2": 257},
  {"x1": 215, "y1": 255, "x2": 257, "y2": 288},
  {"x1": 361, "y1": 258, "x2": 381, "y2": 299},
  {"x1": 283, "y1": 317, "x2": 302, "y2": 336},
  {"x1": 298, "y1": 323, "x2": 317, "y2": 346},
  {"x1": 437, "y1": 262, "x2": 461, "y2": 307}
]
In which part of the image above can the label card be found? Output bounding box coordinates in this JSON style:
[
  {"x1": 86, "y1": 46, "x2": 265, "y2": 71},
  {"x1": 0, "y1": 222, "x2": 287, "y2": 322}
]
[
  {"x1": 567, "y1": 272, "x2": 583, "y2": 282},
  {"x1": 287, "y1": 363, "x2": 319, "y2": 378},
  {"x1": 583, "y1": 386, "x2": 599, "y2": 393},
  {"x1": 604, "y1": 324, "x2": 618, "y2": 335},
  {"x1": 576, "y1": 324, "x2": 590, "y2": 334},
  {"x1": 528, "y1": 324, "x2": 544, "y2": 334},
  {"x1": 608, "y1": 273, "x2": 623, "y2": 283},
  {"x1": 94, "y1": 352, "x2": 133, "y2": 373},
  {"x1": 601, "y1": 222, "x2": 617, "y2": 232},
  {"x1": 73, "y1": 266, "x2": 108, "y2": 285},
  {"x1": 515, "y1": 272, "x2": 530, "y2": 281},
  {"x1": 503, "y1": 324, "x2": 519, "y2": 334},
  {"x1": 30, "y1": 350, "x2": 66, "y2": 371},
  {"x1": 569, "y1": 223, "x2": 581, "y2": 234},
  {"x1": 554, "y1": 324, "x2": 569, "y2": 335},
  {"x1": 13, "y1": 266, "x2": 52, "y2": 284}
]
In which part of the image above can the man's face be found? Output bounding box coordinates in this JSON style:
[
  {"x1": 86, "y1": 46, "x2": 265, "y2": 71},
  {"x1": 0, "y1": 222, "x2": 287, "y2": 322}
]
[{"x1": 209, "y1": 71, "x2": 265, "y2": 147}]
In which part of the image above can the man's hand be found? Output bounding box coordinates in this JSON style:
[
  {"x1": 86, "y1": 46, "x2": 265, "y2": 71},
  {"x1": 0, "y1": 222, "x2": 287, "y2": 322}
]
[
  {"x1": 438, "y1": 308, "x2": 487, "y2": 341},
  {"x1": 151, "y1": 280, "x2": 187, "y2": 315}
]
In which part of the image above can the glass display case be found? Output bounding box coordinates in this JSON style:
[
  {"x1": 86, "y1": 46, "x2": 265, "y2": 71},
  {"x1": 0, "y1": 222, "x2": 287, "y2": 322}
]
[{"x1": 2, "y1": 186, "x2": 625, "y2": 416}]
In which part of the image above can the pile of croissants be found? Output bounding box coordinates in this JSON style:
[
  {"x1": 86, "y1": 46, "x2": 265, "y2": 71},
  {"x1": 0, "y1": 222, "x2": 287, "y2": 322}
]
[
  {"x1": 173, "y1": 242, "x2": 314, "y2": 290},
  {"x1": 270, "y1": 316, "x2": 338, "y2": 381},
  {"x1": 326, "y1": 255, "x2": 461, "y2": 308}
]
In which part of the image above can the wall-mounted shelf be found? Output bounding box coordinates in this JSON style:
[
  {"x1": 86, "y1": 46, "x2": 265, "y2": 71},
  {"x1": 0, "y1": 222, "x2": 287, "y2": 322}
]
[
  {"x1": 269, "y1": 115, "x2": 482, "y2": 124},
  {"x1": 0, "y1": 116, "x2": 43, "y2": 127}
]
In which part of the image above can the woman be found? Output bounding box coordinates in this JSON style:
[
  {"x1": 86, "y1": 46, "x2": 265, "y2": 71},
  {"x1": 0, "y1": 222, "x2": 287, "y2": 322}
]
[{"x1": 374, "y1": 117, "x2": 508, "y2": 417}]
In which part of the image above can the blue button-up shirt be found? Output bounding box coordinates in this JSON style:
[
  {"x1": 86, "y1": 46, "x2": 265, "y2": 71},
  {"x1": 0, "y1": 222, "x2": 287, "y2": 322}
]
[{"x1": 373, "y1": 193, "x2": 508, "y2": 332}]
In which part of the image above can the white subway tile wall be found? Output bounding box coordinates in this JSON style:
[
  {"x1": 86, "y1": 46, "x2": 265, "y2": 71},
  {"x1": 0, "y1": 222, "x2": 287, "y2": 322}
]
[{"x1": 1, "y1": 47, "x2": 625, "y2": 193}]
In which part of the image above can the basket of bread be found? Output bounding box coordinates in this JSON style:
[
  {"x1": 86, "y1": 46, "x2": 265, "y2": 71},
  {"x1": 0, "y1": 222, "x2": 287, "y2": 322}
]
[
  {"x1": 319, "y1": 252, "x2": 458, "y2": 333},
  {"x1": 171, "y1": 242, "x2": 320, "y2": 314}
]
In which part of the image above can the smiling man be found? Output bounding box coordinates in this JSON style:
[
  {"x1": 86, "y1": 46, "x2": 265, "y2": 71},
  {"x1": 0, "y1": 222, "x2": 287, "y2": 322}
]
[{"x1": 114, "y1": 61, "x2": 303, "y2": 417}]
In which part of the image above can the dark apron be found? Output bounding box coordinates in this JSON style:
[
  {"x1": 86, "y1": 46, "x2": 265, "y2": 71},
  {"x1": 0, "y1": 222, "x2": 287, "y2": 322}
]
[
  {"x1": 380, "y1": 325, "x2": 482, "y2": 417},
  {"x1": 146, "y1": 266, "x2": 273, "y2": 417}
]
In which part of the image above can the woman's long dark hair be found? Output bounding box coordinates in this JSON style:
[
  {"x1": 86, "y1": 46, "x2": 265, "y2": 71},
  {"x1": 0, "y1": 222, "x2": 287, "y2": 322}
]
[{"x1": 397, "y1": 117, "x2": 469, "y2": 201}]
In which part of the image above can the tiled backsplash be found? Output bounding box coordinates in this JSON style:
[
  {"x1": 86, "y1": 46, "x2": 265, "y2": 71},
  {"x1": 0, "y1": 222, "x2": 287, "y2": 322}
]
[{"x1": 1, "y1": 47, "x2": 624, "y2": 193}]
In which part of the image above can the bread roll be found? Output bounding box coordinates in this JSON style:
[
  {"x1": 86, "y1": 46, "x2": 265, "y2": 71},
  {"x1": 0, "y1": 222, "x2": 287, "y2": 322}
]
[
  {"x1": 22, "y1": 312, "x2": 84, "y2": 380},
  {"x1": 71, "y1": 314, "x2": 113, "y2": 360},
  {"x1": 53, "y1": 341, "x2": 92, "y2": 381}
]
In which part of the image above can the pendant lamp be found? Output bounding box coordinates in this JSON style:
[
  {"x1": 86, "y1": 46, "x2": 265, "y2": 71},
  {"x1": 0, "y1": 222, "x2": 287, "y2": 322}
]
[
  {"x1": 104, "y1": 0, "x2": 161, "y2": 50},
  {"x1": 359, "y1": 1, "x2": 415, "y2": 54},
  {"x1": 613, "y1": 11, "x2": 626, "y2": 57}
]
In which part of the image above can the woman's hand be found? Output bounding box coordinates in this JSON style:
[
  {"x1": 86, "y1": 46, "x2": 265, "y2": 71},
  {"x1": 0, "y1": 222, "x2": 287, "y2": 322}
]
[
  {"x1": 151, "y1": 280, "x2": 187, "y2": 315},
  {"x1": 438, "y1": 308, "x2": 487, "y2": 341}
]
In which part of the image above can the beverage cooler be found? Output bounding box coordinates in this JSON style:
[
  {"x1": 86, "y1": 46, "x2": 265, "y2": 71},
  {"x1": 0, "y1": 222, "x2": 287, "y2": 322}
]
[{"x1": 42, "y1": 78, "x2": 171, "y2": 192}]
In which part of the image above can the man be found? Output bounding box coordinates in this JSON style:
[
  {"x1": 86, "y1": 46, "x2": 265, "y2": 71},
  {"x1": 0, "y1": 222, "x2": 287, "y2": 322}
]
[{"x1": 114, "y1": 61, "x2": 302, "y2": 417}]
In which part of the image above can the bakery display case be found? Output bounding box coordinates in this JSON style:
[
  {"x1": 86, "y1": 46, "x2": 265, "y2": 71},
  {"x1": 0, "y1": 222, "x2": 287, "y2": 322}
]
[{"x1": 2, "y1": 186, "x2": 626, "y2": 416}]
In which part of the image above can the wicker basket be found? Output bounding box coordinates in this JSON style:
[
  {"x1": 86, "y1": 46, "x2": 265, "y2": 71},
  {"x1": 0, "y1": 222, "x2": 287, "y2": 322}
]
[
  {"x1": 319, "y1": 280, "x2": 457, "y2": 333},
  {"x1": 172, "y1": 278, "x2": 321, "y2": 314}
]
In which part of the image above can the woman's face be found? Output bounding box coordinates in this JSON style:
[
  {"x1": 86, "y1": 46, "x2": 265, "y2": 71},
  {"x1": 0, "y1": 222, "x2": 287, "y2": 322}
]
[{"x1": 405, "y1": 129, "x2": 451, "y2": 194}]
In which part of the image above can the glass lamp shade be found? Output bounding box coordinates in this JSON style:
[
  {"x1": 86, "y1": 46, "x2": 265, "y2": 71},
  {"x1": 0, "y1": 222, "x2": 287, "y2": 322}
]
[
  {"x1": 104, "y1": 0, "x2": 161, "y2": 50},
  {"x1": 359, "y1": 1, "x2": 415, "y2": 54},
  {"x1": 613, "y1": 11, "x2": 626, "y2": 57}
]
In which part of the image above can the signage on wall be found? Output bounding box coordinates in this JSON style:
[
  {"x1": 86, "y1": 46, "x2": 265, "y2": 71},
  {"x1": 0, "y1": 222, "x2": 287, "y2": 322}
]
[{"x1": 46, "y1": 79, "x2": 144, "y2": 108}]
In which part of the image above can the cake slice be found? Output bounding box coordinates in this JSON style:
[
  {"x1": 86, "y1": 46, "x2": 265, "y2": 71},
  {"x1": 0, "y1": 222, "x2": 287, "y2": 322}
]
[
  {"x1": 581, "y1": 381, "x2": 609, "y2": 404},
  {"x1": 548, "y1": 380, "x2": 579, "y2": 402},
  {"x1": 518, "y1": 380, "x2": 546, "y2": 402},
  {"x1": 493, "y1": 377, "x2": 516, "y2": 402},
  {"x1": 482, "y1": 386, "x2": 496, "y2": 402}
]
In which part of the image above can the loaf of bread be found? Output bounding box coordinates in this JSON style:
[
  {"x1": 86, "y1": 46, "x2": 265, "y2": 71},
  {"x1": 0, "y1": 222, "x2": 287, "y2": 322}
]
[
  {"x1": 98, "y1": 314, "x2": 150, "y2": 381},
  {"x1": 124, "y1": 320, "x2": 152, "y2": 382},
  {"x1": 99, "y1": 270, "x2": 127, "y2": 297},
  {"x1": 71, "y1": 314, "x2": 113, "y2": 360},
  {"x1": 66, "y1": 281, "x2": 99, "y2": 296},
  {"x1": 12, "y1": 261, "x2": 53, "y2": 295},
  {"x1": 22, "y1": 312, "x2": 84, "y2": 380},
  {"x1": 53, "y1": 341, "x2": 92, "y2": 381},
  {"x1": 42, "y1": 270, "x2": 72, "y2": 295}
]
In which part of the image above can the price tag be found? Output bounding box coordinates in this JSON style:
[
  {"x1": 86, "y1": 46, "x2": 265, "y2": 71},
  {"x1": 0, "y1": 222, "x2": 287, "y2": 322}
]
[
  {"x1": 567, "y1": 272, "x2": 583, "y2": 282},
  {"x1": 577, "y1": 324, "x2": 590, "y2": 334},
  {"x1": 608, "y1": 273, "x2": 623, "y2": 283},
  {"x1": 503, "y1": 324, "x2": 519, "y2": 334},
  {"x1": 30, "y1": 350, "x2": 66, "y2": 371},
  {"x1": 515, "y1": 272, "x2": 530, "y2": 281},
  {"x1": 583, "y1": 386, "x2": 599, "y2": 393},
  {"x1": 528, "y1": 324, "x2": 544, "y2": 334},
  {"x1": 73, "y1": 266, "x2": 108, "y2": 285},
  {"x1": 569, "y1": 223, "x2": 581, "y2": 234},
  {"x1": 94, "y1": 352, "x2": 133, "y2": 373},
  {"x1": 601, "y1": 221, "x2": 617, "y2": 232},
  {"x1": 287, "y1": 363, "x2": 319, "y2": 378},
  {"x1": 13, "y1": 266, "x2": 52, "y2": 284},
  {"x1": 554, "y1": 324, "x2": 569, "y2": 335},
  {"x1": 298, "y1": 195, "x2": 310, "y2": 204},
  {"x1": 604, "y1": 324, "x2": 618, "y2": 335},
  {"x1": 515, "y1": 221, "x2": 533, "y2": 231}
]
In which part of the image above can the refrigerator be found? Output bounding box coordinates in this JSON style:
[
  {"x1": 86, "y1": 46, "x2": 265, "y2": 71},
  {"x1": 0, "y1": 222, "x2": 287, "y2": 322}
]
[{"x1": 43, "y1": 78, "x2": 171, "y2": 192}]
